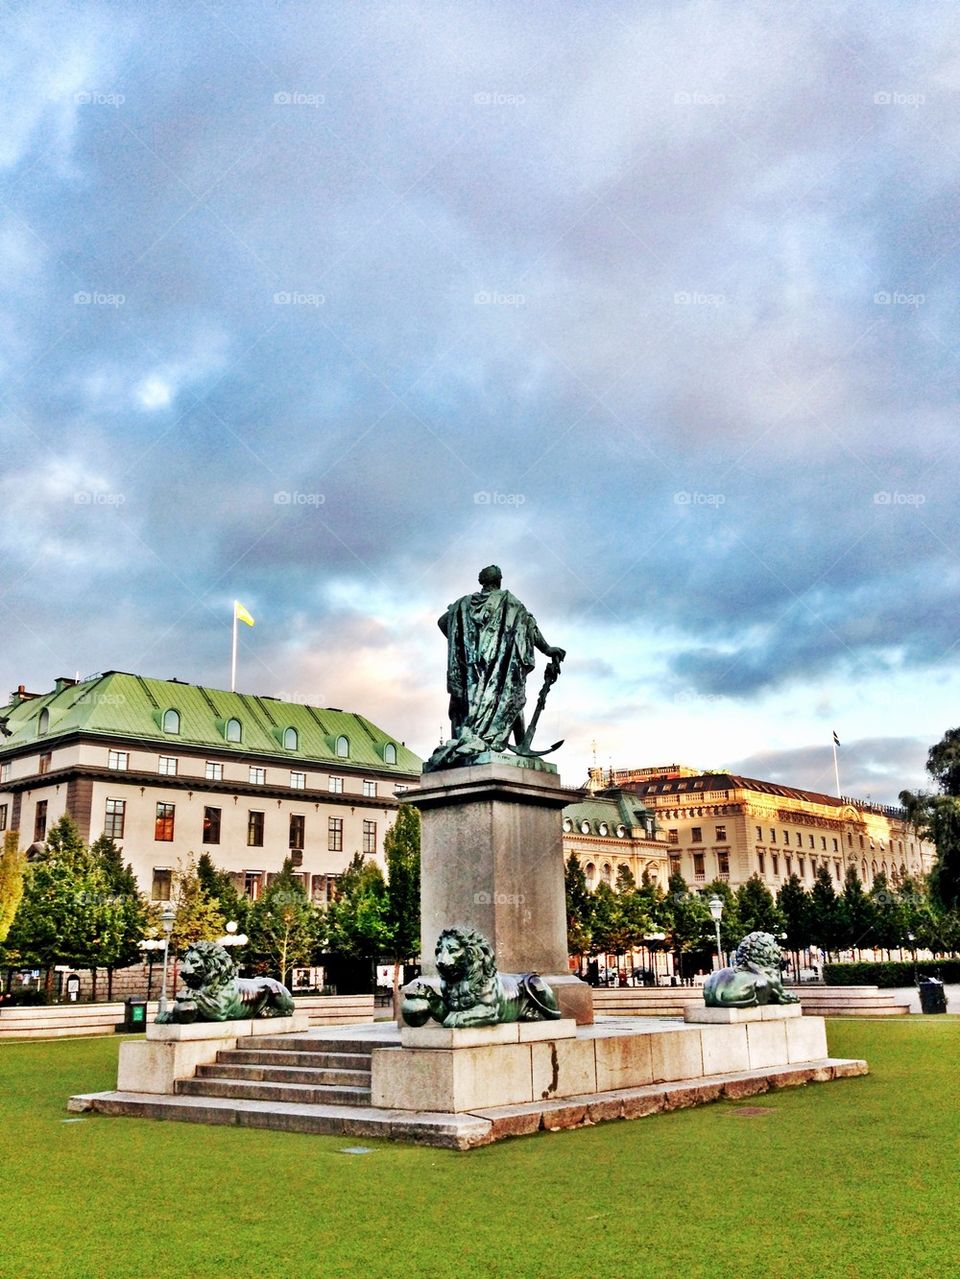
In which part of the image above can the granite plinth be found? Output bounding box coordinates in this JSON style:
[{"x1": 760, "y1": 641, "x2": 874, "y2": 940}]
[
  {"x1": 401, "y1": 1019, "x2": 577, "y2": 1049},
  {"x1": 148, "y1": 1014, "x2": 308, "y2": 1041},
  {"x1": 401, "y1": 761, "x2": 593, "y2": 1024},
  {"x1": 684, "y1": 1004, "x2": 803, "y2": 1024}
]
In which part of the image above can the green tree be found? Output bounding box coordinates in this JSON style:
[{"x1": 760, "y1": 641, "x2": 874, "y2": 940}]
[
  {"x1": 0, "y1": 830, "x2": 25, "y2": 945},
  {"x1": 662, "y1": 872, "x2": 712, "y2": 983},
  {"x1": 615, "y1": 863, "x2": 636, "y2": 893},
  {"x1": 89, "y1": 834, "x2": 154, "y2": 999},
  {"x1": 777, "y1": 874, "x2": 811, "y2": 980},
  {"x1": 247, "y1": 858, "x2": 315, "y2": 985},
  {"x1": 168, "y1": 856, "x2": 225, "y2": 955},
  {"x1": 734, "y1": 875, "x2": 782, "y2": 936},
  {"x1": 6, "y1": 817, "x2": 109, "y2": 997},
  {"x1": 809, "y1": 864, "x2": 844, "y2": 958},
  {"x1": 869, "y1": 872, "x2": 905, "y2": 956},
  {"x1": 840, "y1": 866, "x2": 875, "y2": 958},
  {"x1": 901, "y1": 727, "x2": 960, "y2": 911},
  {"x1": 321, "y1": 853, "x2": 390, "y2": 960},
  {"x1": 702, "y1": 878, "x2": 741, "y2": 957},
  {"x1": 383, "y1": 805, "x2": 421, "y2": 995},
  {"x1": 196, "y1": 852, "x2": 250, "y2": 933},
  {"x1": 564, "y1": 853, "x2": 593, "y2": 968}
]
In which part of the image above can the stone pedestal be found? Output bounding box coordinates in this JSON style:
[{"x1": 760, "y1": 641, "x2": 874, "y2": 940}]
[{"x1": 403, "y1": 761, "x2": 593, "y2": 1023}]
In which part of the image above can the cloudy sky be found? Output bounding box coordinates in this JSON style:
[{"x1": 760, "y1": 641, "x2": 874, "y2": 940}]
[{"x1": 2, "y1": 1, "x2": 958, "y2": 803}]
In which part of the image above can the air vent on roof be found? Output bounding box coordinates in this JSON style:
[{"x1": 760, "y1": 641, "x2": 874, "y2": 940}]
[{"x1": 327, "y1": 708, "x2": 343, "y2": 712}]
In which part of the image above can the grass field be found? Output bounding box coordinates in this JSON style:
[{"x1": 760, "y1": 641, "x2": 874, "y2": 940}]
[{"x1": 1, "y1": 1020, "x2": 957, "y2": 1279}]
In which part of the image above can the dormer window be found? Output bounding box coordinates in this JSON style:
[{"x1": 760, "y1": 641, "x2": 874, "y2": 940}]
[
  {"x1": 598, "y1": 822, "x2": 609, "y2": 837},
  {"x1": 617, "y1": 824, "x2": 628, "y2": 838},
  {"x1": 37, "y1": 708, "x2": 49, "y2": 734},
  {"x1": 580, "y1": 819, "x2": 590, "y2": 834},
  {"x1": 162, "y1": 709, "x2": 180, "y2": 734},
  {"x1": 226, "y1": 718, "x2": 242, "y2": 743},
  {"x1": 562, "y1": 817, "x2": 573, "y2": 832},
  {"x1": 283, "y1": 726, "x2": 298, "y2": 750},
  {"x1": 335, "y1": 735, "x2": 349, "y2": 758},
  {"x1": 383, "y1": 742, "x2": 397, "y2": 765}
]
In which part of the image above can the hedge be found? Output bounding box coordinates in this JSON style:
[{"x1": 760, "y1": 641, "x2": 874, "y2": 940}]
[{"x1": 824, "y1": 960, "x2": 960, "y2": 987}]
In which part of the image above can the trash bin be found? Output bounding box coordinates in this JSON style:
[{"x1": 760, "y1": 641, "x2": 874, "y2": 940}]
[
  {"x1": 918, "y1": 977, "x2": 947, "y2": 1015},
  {"x1": 121, "y1": 997, "x2": 148, "y2": 1032}
]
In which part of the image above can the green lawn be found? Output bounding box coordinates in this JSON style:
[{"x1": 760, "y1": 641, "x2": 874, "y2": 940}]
[{"x1": 1, "y1": 1020, "x2": 957, "y2": 1279}]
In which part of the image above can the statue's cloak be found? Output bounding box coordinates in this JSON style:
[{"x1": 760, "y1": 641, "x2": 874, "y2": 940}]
[{"x1": 441, "y1": 588, "x2": 538, "y2": 751}]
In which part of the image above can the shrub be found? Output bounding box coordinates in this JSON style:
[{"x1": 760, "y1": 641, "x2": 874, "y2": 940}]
[{"x1": 824, "y1": 960, "x2": 960, "y2": 987}]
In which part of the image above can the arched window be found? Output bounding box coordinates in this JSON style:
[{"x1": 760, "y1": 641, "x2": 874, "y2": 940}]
[
  {"x1": 283, "y1": 726, "x2": 298, "y2": 750},
  {"x1": 383, "y1": 742, "x2": 397, "y2": 765},
  {"x1": 601, "y1": 863, "x2": 612, "y2": 884},
  {"x1": 585, "y1": 862, "x2": 597, "y2": 886},
  {"x1": 226, "y1": 718, "x2": 242, "y2": 743},
  {"x1": 162, "y1": 708, "x2": 180, "y2": 734},
  {"x1": 38, "y1": 708, "x2": 49, "y2": 734},
  {"x1": 335, "y1": 735, "x2": 349, "y2": 758},
  {"x1": 861, "y1": 860, "x2": 867, "y2": 881}
]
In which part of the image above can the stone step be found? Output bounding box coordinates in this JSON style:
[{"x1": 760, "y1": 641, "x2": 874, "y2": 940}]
[
  {"x1": 218, "y1": 1049, "x2": 372, "y2": 1071},
  {"x1": 244, "y1": 1034, "x2": 377, "y2": 1055},
  {"x1": 177, "y1": 1076, "x2": 371, "y2": 1106},
  {"x1": 800, "y1": 1003, "x2": 909, "y2": 1016},
  {"x1": 198, "y1": 1063, "x2": 371, "y2": 1087}
]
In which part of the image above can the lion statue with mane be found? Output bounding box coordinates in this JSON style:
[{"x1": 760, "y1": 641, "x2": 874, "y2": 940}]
[
  {"x1": 155, "y1": 940, "x2": 295, "y2": 1024},
  {"x1": 702, "y1": 931, "x2": 800, "y2": 1009},
  {"x1": 400, "y1": 926, "x2": 561, "y2": 1028}
]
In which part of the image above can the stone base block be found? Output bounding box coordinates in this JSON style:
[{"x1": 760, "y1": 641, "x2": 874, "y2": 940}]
[
  {"x1": 544, "y1": 975, "x2": 594, "y2": 1026},
  {"x1": 685, "y1": 1003, "x2": 802, "y2": 1024},
  {"x1": 400, "y1": 1019, "x2": 577, "y2": 1049},
  {"x1": 372, "y1": 1043, "x2": 535, "y2": 1111},
  {"x1": 118, "y1": 1038, "x2": 234, "y2": 1095},
  {"x1": 147, "y1": 1014, "x2": 308, "y2": 1042}
]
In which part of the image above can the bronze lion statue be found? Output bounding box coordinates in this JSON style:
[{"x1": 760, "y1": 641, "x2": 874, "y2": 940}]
[
  {"x1": 155, "y1": 941, "x2": 295, "y2": 1024},
  {"x1": 401, "y1": 927, "x2": 561, "y2": 1028},
  {"x1": 703, "y1": 931, "x2": 800, "y2": 1009}
]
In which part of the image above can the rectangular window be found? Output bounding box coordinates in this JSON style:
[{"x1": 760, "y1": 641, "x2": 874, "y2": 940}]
[
  {"x1": 822, "y1": 836, "x2": 827, "y2": 849},
  {"x1": 798, "y1": 856, "x2": 805, "y2": 879},
  {"x1": 668, "y1": 828, "x2": 679, "y2": 845},
  {"x1": 669, "y1": 854, "x2": 681, "y2": 877},
  {"x1": 325, "y1": 873, "x2": 341, "y2": 901},
  {"x1": 692, "y1": 852, "x2": 705, "y2": 881},
  {"x1": 715, "y1": 824, "x2": 726, "y2": 842},
  {"x1": 717, "y1": 851, "x2": 729, "y2": 879},
  {"x1": 34, "y1": 800, "x2": 48, "y2": 842},
  {"x1": 783, "y1": 831, "x2": 790, "y2": 845},
  {"x1": 158, "y1": 755, "x2": 178, "y2": 776},
  {"x1": 770, "y1": 829, "x2": 777, "y2": 843},
  {"x1": 0, "y1": 762, "x2": 8, "y2": 782},
  {"x1": 247, "y1": 810, "x2": 264, "y2": 847},
  {"x1": 205, "y1": 761, "x2": 223, "y2": 781},
  {"x1": 152, "y1": 868, "x2": 172, "y2": 901},
  {"x1": 755, "y1": 825, "x2": 762, "y2": 840},
  {"x1": 328, "y1": 776, "x2": 343, "y2": 794},
  {"x1": 290, "y1": 770, "x2": 306, "y2": 790},
  {"x1": 771, "y1": 853, "x2": 779, "y2": 877},
  {"x1": 107, "y1": 750, "x2": 128, "y2": 770},
  {"x1": 834, "y1": 861, "x2": 842, "y2": 880},
  {"x1": 785, "y1": 855, "x2": 792, "y2": 876},
  {"x1": 363, "y1": 819, "x2": 377, "y2": 855},
  {"x1": 808, "y1": 834, "x2": 814, "y2": 848},
  {"x1": 362, "y1": 780, "x2": 377, "y2": 798},
  {"x1": 249, "y1": 766, "x2": 266, "y2": 785},
  {"x1": 328, "y1": 817, "x2": 343, "y2": 852},
  {"x1": 203, "y1": 806, "x2": 222, "y2": 844},
  {"x1": 0, "y1": 803, "x2": 6, "y2": 831},
  {"x1": 244, "y1": 870, "x2": 263, "y2": 900},
  {"x1": 757, "y1": 851, "x2": 765, "y2": 874},
  {"x1": 38, "y1": 752, "x2": 52, "y2": 775},
  {"x1": 104, "y1": 798, "x2": 126, "y2": 839},
  {"x1": 833, "y1": 838, "x2": 839, "y2": 852},
  {"x1": 691, "y1": 826, "x2": 703, "y2": 844},
  {"x1": 155, "y1": 802, "x2": 175, "y2": 841},
  {"x1": 289, "y1": 813, "x2": 305, "y2": 849}
]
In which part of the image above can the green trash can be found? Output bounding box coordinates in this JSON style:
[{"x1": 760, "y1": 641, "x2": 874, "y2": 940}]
[
  {"x1": 121, "y1": 997, "x2": 148, "y2": 1032},
  {"x1": 918, "y1": 977, "x2": 947, "y2": 1015}
]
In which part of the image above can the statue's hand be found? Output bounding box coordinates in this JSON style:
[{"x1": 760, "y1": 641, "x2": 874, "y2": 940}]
[{"x1": 548, "y1": 647, "x2": 566, "y2": 661}]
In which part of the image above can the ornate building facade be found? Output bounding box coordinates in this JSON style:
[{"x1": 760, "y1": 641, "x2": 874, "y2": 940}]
[{"x1": 0, "y1": 672, "x2": 421, "y2": 901}]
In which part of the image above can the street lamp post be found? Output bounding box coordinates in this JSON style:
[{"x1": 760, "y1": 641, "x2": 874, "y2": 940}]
[
  {"x1": 708, "y1": 895, "x2": 724, "y2": 973},
  {"x1": 158, "y1": 901, "x2": 176, "y2": 1017},
  {"x1": 907, "y1": 931, "x2": 918, "y2": 985}
]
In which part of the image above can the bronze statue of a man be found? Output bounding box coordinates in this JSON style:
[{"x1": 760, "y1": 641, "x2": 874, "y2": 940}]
[{"x1": 425, "y1": 565, "x2": 565, "y2": 770}]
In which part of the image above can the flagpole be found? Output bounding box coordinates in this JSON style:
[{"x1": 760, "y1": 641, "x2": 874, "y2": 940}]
[
  {"x1": 832, "y1": 735, "x2": 841, "y2": 799},
  {"x1": 230, "y1": 602, "x2": 238, "y2": 692}
]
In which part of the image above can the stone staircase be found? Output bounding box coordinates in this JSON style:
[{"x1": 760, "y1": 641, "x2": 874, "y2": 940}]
[
  {"x1": 797, "y1": 986, "x2": 910, "y2": 1016},
  {"x1": 177, "y1": 1034, "x2": 373, "y2": 1107}
]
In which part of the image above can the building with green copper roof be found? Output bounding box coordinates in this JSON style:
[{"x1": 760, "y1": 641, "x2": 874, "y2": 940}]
[{"x1": 0, "y1": 672, "x2": 421, "y2": 902}]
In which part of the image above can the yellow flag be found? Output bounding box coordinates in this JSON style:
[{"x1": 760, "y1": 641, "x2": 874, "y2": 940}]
[{"x1": 234, "y1": 601, "x2": 255, "y2": 627}]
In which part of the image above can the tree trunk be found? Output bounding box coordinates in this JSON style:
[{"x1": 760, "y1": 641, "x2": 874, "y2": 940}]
[
  {"x1": 107, "y1": 967, "x2": 114, "y2": 1001},
  {"x1": 90, "y1": 967, "x2": 98, "y2": 1002}
]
